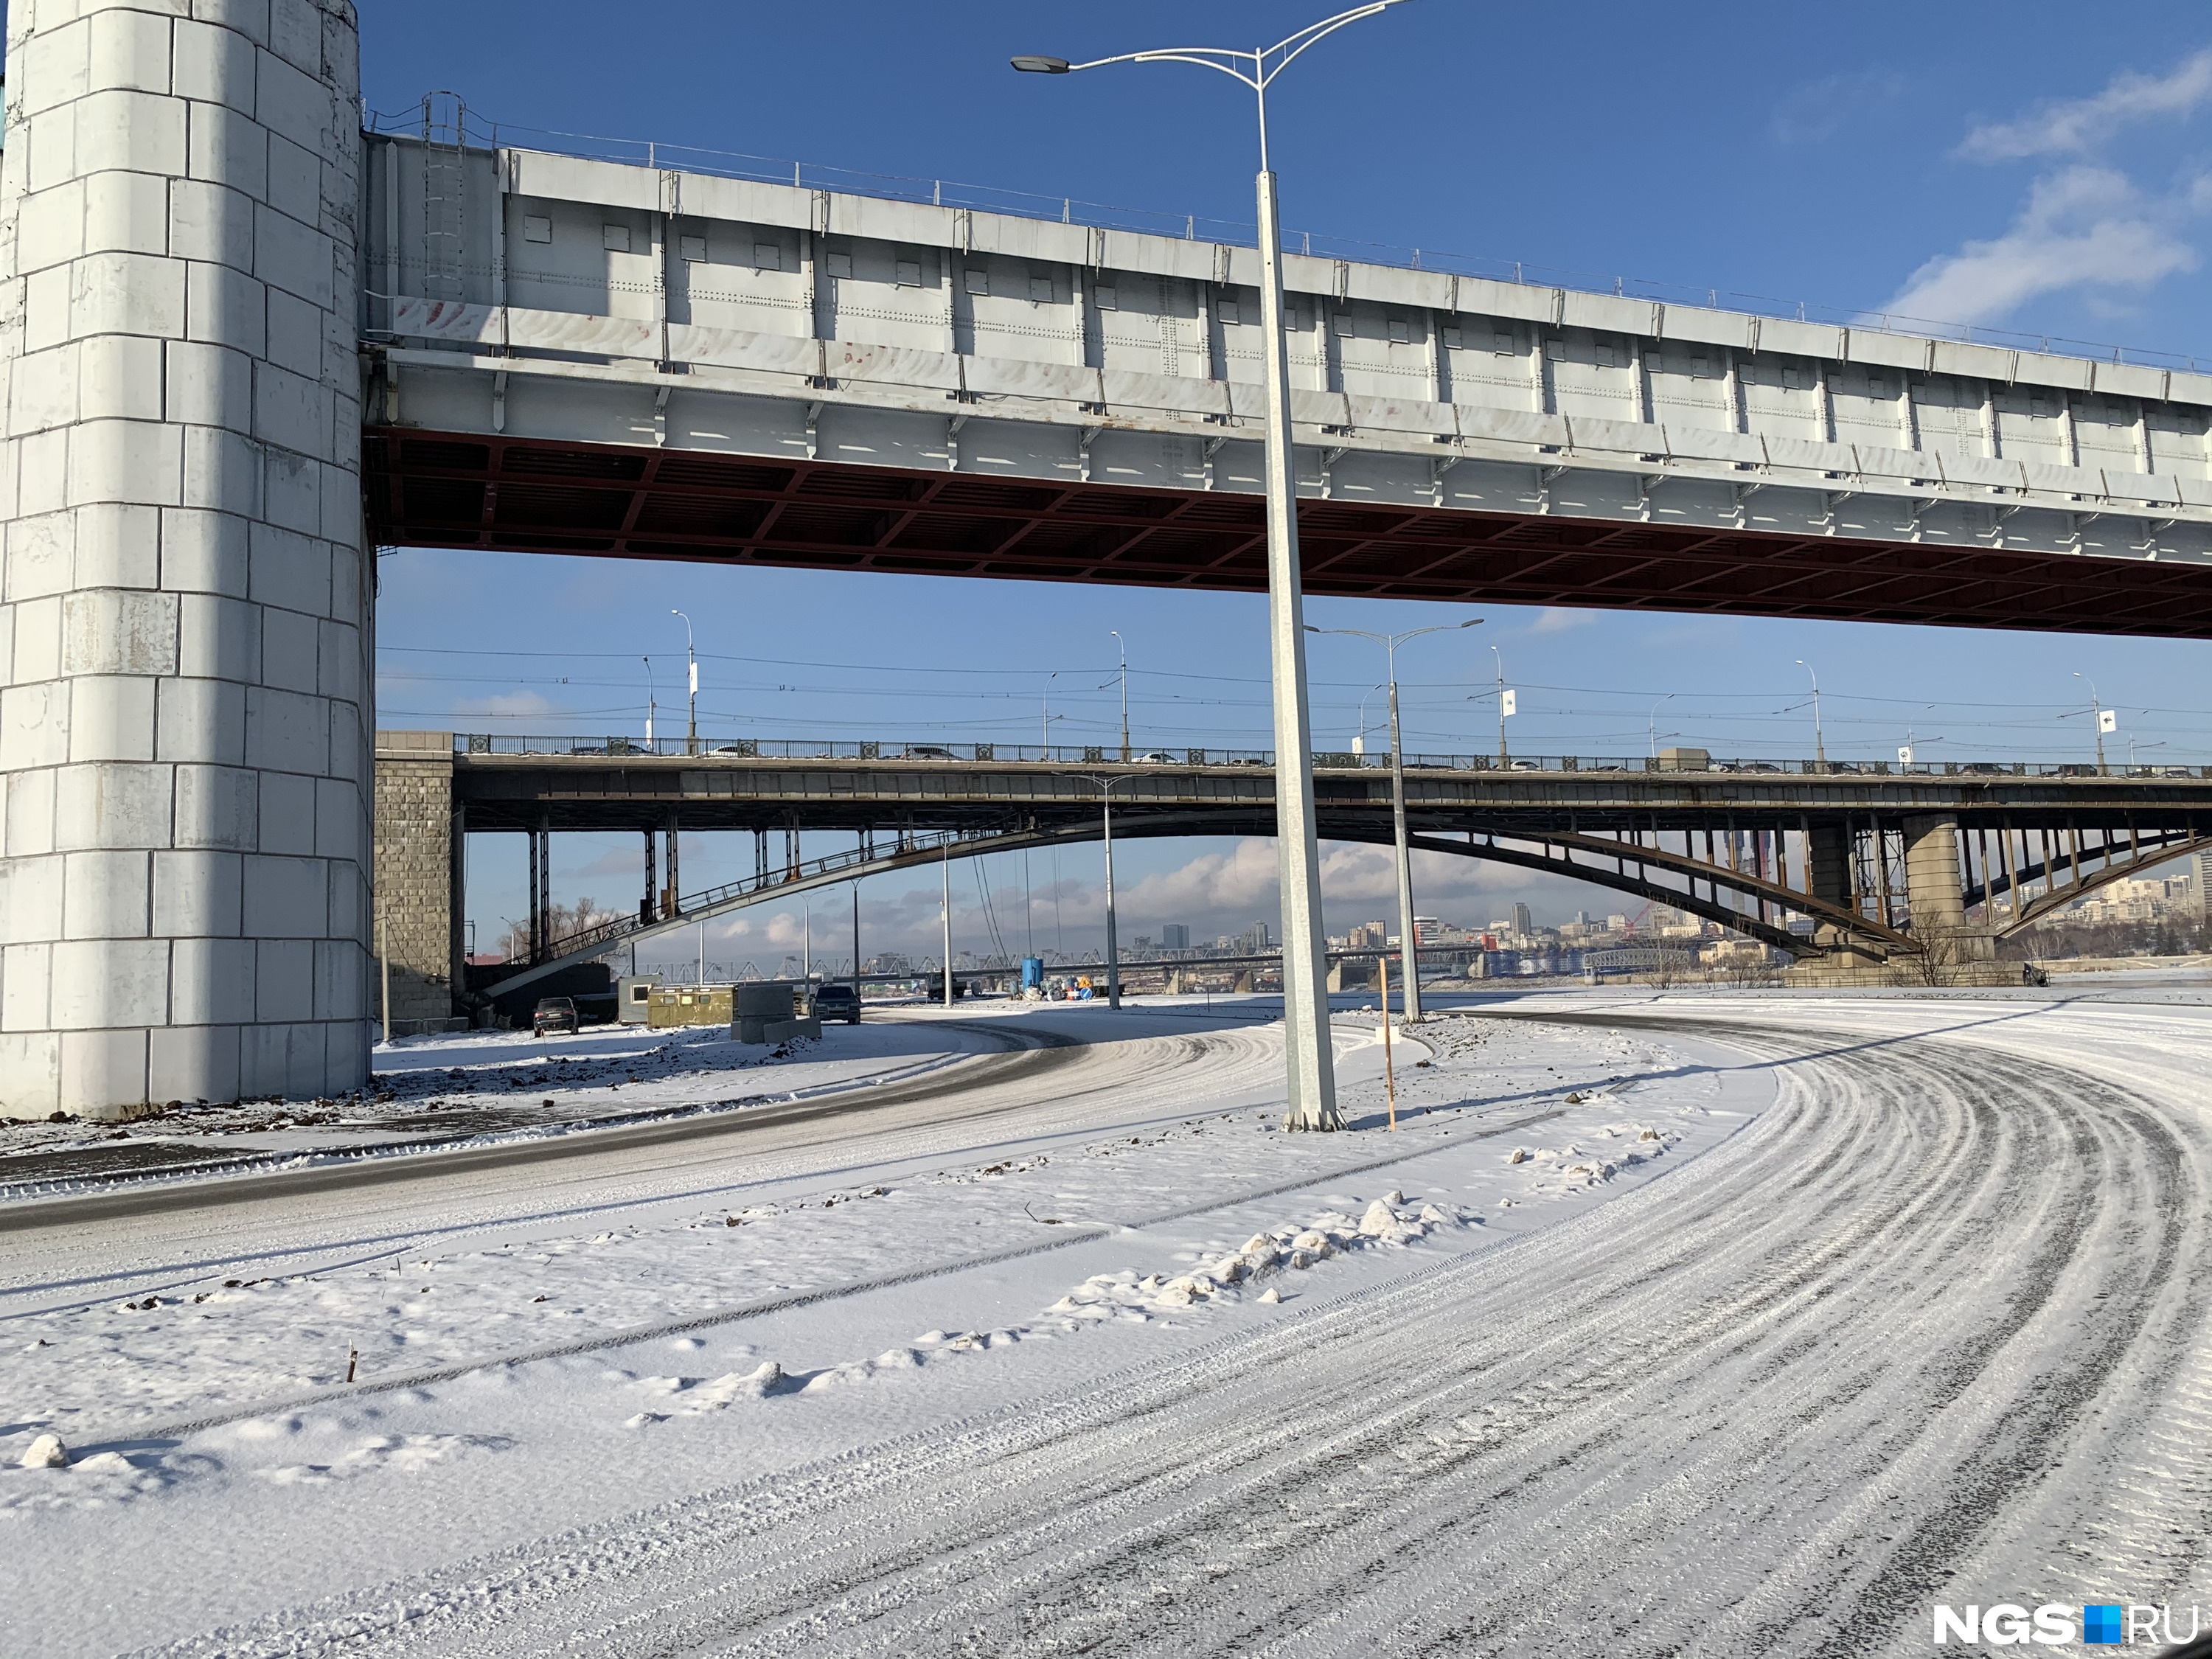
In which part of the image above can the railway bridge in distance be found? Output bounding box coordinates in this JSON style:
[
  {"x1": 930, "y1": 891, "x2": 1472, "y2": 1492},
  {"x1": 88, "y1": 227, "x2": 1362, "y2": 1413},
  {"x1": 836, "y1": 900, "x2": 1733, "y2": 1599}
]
[
  {"x1": 373, "y1": 731, "x2": 2212, "y2": 1013},
  {"x1": 10, "y1": 1, "x2": 2212, "y2": 1116}
]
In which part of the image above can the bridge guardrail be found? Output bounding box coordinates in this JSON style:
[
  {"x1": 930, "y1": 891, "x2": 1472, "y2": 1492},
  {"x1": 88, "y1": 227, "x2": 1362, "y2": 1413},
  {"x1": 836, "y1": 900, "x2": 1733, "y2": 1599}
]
[{"x1": 452, "y1": 734, "x2": 2209, "y2": 781}]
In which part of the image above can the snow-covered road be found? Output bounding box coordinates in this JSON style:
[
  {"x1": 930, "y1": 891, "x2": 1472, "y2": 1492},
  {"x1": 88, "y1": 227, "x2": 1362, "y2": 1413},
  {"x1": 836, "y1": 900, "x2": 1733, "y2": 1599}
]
[{"x1": 6, "y1": 992, "x2": 2210, "y2": 1656}]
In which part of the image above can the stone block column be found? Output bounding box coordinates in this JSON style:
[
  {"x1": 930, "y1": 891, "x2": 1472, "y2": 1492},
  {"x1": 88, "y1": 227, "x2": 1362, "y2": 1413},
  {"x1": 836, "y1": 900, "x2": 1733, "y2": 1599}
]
[
  {"x1": 1901, "y1": 815, "x2": 1995, "y2": 964},
  {"x1": 0, "y1": 0, "x2": 369, "y2": 1117},
  {"x1": 370, "y1": 730, "x2": 460, "y2": 1025}
]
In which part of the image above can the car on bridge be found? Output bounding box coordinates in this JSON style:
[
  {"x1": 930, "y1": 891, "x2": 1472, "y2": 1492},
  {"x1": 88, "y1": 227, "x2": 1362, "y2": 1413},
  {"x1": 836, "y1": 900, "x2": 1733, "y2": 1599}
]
[
  {"x1": 814, "y1": 983, "x2": 862, "y2": 1023},
  {"x1": 1131, "y1": 751, "x2": 1180, "y2": 765},
  {"x1": 901, "y1": 745, "x2": 959, "y2": 761}
]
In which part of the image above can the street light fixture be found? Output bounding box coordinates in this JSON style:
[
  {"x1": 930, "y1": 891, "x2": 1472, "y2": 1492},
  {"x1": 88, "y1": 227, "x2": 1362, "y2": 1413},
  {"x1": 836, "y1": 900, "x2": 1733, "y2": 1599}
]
[
  {"x1": 671, "y1": 609, "x2": 698, "y2": 754},
  {"x1": 642, "y1": 654, "x2": 656, "y2": 748},
  {"x1": 1354, "y1": 680, "x2": 1387, "y2": 757},
  {"x1": 1057, "y1": 773, "x2": 1141, "y2": 1009},
  {"x1": 1490, "y1": 644, "x2": 1512, "y2": 765},
  {"x1": 1649, "y1": 693, "x2": 1674, "y2": 761},
  {"x1": 1308, "y1": 618, "x2": 1480, "y2": 1022},
  {"x1": 1795, "y1": 660, "x2": 1826, "y2": 769},
  {"x1": 1015, "y1": 1, "x2": 1413, "y2": 1130},
  {"x1": 2074, "y1": 672, "x2": 2112, "y2": 774},
  {"x1": 1042, "y1": 669, "x2": 1060, "y2": 753}
]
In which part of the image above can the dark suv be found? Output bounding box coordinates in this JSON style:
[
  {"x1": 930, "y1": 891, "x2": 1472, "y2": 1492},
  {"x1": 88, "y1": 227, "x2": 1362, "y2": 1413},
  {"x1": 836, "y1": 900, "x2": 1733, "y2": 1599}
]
[
  {"x1": 814, "y1": 983, "x2": 862, "y2": 1024},
  {"x1": 532, "y1": 996, "x2": 579, "y2": 1035}
]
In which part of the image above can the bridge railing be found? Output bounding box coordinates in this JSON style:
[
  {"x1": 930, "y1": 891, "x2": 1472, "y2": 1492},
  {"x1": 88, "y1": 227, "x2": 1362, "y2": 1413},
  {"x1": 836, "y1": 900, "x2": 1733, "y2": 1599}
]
[{"x1": 453, "y1": 734, "x2": 2210, "y2": 780}]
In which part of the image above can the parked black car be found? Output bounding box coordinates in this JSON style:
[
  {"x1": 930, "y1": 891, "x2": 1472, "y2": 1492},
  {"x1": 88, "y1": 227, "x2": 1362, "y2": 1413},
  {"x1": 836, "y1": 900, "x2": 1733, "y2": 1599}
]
[
  {"x1": 814, "y1": 983, "x2": 862, "y2": 1024},
  {"x1": 532, "y1": 996, "x2": 579, "y2": 1036}
]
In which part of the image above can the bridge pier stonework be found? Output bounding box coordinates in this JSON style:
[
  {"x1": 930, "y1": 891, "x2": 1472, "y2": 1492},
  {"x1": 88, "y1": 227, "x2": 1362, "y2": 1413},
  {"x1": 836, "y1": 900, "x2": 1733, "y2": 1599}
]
[
  {"x1": 369, "y1": 731, "x2": 461, "y2": 1031},
  {"x1": 1902, "y1": 815, "x2": 1996, "y2": 967},
  {"x1": 0, "y1": 0, "x2": 371, "y2": 1117}
]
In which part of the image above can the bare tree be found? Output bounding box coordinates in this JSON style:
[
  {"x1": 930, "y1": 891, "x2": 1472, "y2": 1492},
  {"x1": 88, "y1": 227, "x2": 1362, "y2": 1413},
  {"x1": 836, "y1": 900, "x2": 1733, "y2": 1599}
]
[
  {"x1": 1891, "y1": 924, "x2": 1968, "y2": 989},
  {"x1": 499, "y1": 897, "x2": 622, "y2": 961}
]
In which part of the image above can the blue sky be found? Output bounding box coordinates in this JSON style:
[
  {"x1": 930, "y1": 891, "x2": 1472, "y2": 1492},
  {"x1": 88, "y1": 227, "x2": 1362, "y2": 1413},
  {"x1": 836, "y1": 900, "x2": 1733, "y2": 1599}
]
[{"x1": 361, "y1": 1, "x2": 2212, "y2": 969}]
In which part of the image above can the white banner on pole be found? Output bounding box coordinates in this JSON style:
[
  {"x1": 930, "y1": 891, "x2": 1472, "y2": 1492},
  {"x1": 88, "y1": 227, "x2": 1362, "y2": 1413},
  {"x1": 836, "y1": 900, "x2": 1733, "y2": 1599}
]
[
  {"x1": 1500, "y1": 688, "x2": 1517, "y2": 717},
  {"x1": 689, "y1": 661, "x2": 699, "y2": 697},
  {"x1": 1898, "y1": 745, "x2": 1913, "y2": 764},
  {"x1": 2098, "y1": 708, "x2": 2117, "y2": 734}
]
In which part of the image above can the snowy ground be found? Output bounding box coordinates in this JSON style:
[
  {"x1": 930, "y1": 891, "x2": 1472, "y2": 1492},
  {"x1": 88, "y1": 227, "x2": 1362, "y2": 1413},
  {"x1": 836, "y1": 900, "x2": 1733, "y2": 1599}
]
[{"x1": 3, "y1": 989, "x2": 2209, "y2": 1656}]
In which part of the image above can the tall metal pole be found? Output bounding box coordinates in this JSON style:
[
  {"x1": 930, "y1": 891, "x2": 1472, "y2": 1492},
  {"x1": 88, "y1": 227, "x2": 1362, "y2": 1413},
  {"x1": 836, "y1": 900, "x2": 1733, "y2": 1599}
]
[
  {"x1": 1382, "y1": 664, "x2": 1421, "y2": 1020},
  {"x1": 672, "y1": 609, "x2": 697, "y2": 754},
  {"x1": 1112, "y1": 630, "x2": 1130, "y2": 760},
  {"x1": 1042, "y1": 670, "x2": 1057, "y2": 753},
  {"x1": 1012, "y1": 1, "x2": 1413, "y2": 1129},
  {"x1": 1492, "y1": 644, "x2": 1508, "y2": 765},
  {"x1": 942, "y1": 844, "x2": 954, "y2": 1007},
  {"x1": 802, "y1": 901, "x2": 811, "y2": 985},
  {"x1": 852, "y1": 880, "x2": 861, "y2": 995},
  {"x1": 2076, "y1": 672, "x2": 2108, "y2": 773},
  {"x1": 1103, "y1": 787, "x2": 1121, "y2": 1007},
  {"x1": 1798, "y1": 660, "x2": 1825, "y2": 768}
]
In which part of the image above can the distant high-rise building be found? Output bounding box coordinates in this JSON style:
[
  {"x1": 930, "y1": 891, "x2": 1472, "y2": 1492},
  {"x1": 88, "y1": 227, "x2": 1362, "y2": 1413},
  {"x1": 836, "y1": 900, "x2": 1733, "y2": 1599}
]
[
  {"x1": 1161, "y1": 923, "x2": 1191, "y2": 950},
  {"x1": 1511, "y1": 902, "x2": 1534, "y2": 936},
  {"x1": 1414, "y1": 917, "x2": 1443, "y2": 945},
  {"x1": 2197, "y1": 850, "x2": 2212, "y2": 919},
  {"x1": 1239, "y1": 920, "x2": 1273, "y2": 954}
]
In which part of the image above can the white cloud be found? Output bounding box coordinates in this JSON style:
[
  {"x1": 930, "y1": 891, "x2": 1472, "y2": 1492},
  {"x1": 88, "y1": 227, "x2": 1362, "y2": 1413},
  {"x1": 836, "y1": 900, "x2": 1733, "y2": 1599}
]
[
  {"x1": 1771, "y1": 67, "x2": 1907, "y2": 147},
  {"x1": 1526, "y1": 608, "x2": 1596, "y2": 636},
  {"x1": 1961, "y1": 49, "x2": 2212, "y2": 161},
  {"x1": 1882, "y1": 167, "x2": 2199, "y2": 327}
]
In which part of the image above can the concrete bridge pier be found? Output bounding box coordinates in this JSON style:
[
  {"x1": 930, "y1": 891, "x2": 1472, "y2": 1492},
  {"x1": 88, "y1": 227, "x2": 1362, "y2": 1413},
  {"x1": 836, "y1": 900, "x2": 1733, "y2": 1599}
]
[
  {"x1": 0, "y1": 0, "x2": 371, "y2": 1116},
  {"x1": 1902, "y1": 815, "x2": 1996, "y2": 964}
]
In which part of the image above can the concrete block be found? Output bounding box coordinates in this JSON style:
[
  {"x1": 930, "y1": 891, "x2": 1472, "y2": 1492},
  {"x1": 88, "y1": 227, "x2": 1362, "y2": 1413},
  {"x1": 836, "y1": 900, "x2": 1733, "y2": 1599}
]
[
  {"x1": 6, "y1": 769, "x2": 60, "y2": 859},
  {"x1": 192, "y1": 0, "x2": 270, "y2": 49},
  {"x1": 315, "y1": 617, "x2": 358, "y2": 700},
  {"x1": 164, "y1": 339, "x2": 254, "y2": 433},
  {"x1": 184, "y1": 260, "x2": 267, "y2": 356},
  {"x1": 78, "y1": 335, "x2": 167, "y2": 425},
  {"x1": 156, "y1": 674, "x2": 246, "y2": 763},
  {"x1": 150, "y1": 1020, "x2": 241, "y2": 1103},
  {"x1": 72, "y1": 503, "x2": 163, "y2": 591},
  {"x1": 312, "y1": 773, "x2": 356, "y2": 860},
  {"x1": 318, "y1": 5, "x2": 358, "y2": 102},
  {"x1": 18, "y1": 180, "x2": 91, "y2": 273},
  {"x1": 54, "y1": 761, "x2": 173, "y2": 851},
  {"x1": 13, "y1": 595, "x2": 66, "y2": 681},
  {"x1": 71, "y1": 252, "x2": 189, "y2": 343},
  {"x1": 60, "y1": 1026, "x2": 152, "y2": 1118},
  {"x1": 153, "y1": 847, "x2": 242, "y2": 936},
  {"x1": 0, "y1": 1032, "x2": 64, "y2": 1120},
  {"x1": 252, "y1": 360, "x2": 327, "y2": 454},
  {"x1": 241, "y1": 852, "x2": 321, "y2": 938},
  {"x1": 74, "y1": 88, "x2": 189, "y2": 178},
  {"x1": 253, "y1": 935, "x2": 313, "y2": 1020},
  {"x1": 326, "y1": 696, "x2": 360, "y2": 781},
  {"x1": 256, "y1": 765, "x2": 313, "y2": 852},
  {"x1": 0, "y1": 608, "x2": 11, "y2": 686},
  {"x1": 81, "y1": 167, "x2": 171, "y2": 258},
  {"x1": 184, "y1": 100, "x2": 268, "y2": 203},
  {"x1": 264, "y1": 285, "x2": 322, "y2": 380},
  {"x1": 324, "y1": 532, "x2": 361, "y2": 623},
  {"x1": 4, "y1": 509, "x2": 78, "y2": 601},
  {"x1": 252, "y1": 199, "x2": 331, "y2": 308},
  {"x1": 63, "y1": 848, "x2": 150, "y2": 938},
  {"x1": 265, "y1": 131, "x2": 319, "y2": 228},
  {"x1": 159, "y1": 508, "x2": 250, "y2": 595},
  {"x1": 247, "y1": 521, "x2": 328, "y2": 614},
  {"x1": 0, "y1": 682, "x2": 73, "y2": 771},
  {"x1": 0, "y1": 855, "x2": 67, "y2": 946},
  {"x1": 171, "y1": 16, "x2": 257, "y2": 105},
  {"x1": 14, "y1": 428, "x2": 71, "y2": 521},
  {"x1": 260, "y1": 445, "x2": 319, "y2": 532},
  {"x1": 86, "y1": 6, "x2": 174, "y2": 94},
  {"x1": 244, "y1": 684, "x2": 327, "y2": 773},
  {"x1": 170, "y1": 935, "x2": 254, "y2": 1023},
  {"x1": 284, "y1": 1018, "x2": 330, "y2": 1098},
  {"x1": 50, "y1": 938, "x2": 170, "y2": 1029},
  {"x1": 313, "y1": 935, "x2": 360, "y2": 1020},
  {"x1": 66, "y1": 674, "x2": 158, "y2": 762},
  {"x1": 25, "y1": 105, "x2": 86, "y2": 201},
  {"x1": 1, "y1": 945, "x2": 54, "y2": 1033},
  {"x1": 62, "y1": 588, "x2": 180, "y2": 676},
  {"x1": 9, "y1": 347, "x2": 81, "y2": 440},
  {"x1": 325, "y1": 852, "x2": 360, "y2": 940},
  {"x1": 68, "y1": 418, "x2": 185, "y2": 508},
  {"x1": 169, "y1": 176, "x2": 256, "y2": 268},
  {"x1": 181, "y1": 423, "x2": 262, "y2": 518},
  {"x1": 257, "y1": 601, "x2": 318, "y2": 693},
  {"x1": 173, "y1": 762, "x2": 257, "y2": 849},
  {"x1": 15, "y1": 18, "x2": 92, "y2": 117},
  {"x1": 177, "y1": 591, "x2": 259, "y2": 681},
  {"x1": 262, "y1": 10, "x2": 324, "y2": 93},
  {"x1": 21, "y1": 265, "x2": 77, "y2": 357}
]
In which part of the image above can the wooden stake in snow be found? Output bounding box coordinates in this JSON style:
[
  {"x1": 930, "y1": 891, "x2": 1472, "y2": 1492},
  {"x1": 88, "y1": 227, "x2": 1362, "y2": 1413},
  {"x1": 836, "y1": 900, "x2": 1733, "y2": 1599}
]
[
  {"x1": 1380, "y1": 955, "x2": 1397, "y2": 1132},
  {"x1": 346, "y1": 1340, "x2": 358, "y2": 1383}
]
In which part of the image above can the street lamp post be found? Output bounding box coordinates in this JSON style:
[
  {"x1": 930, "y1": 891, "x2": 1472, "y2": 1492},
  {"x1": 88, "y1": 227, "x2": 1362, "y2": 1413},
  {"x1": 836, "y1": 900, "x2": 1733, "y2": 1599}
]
[
  {"x1": 1491, "y1": 644, "x2": 1511, "y2": 765},
  {"x1": 1796, "y1": 660, "x2": 1826, "y2": 769},
  {"x1": 2074, "y1": 672, "x2": 2111, "y2": 773},
  {"x1": 642, "y1": 655, "x2": 656, "y2": 749},
  {"x1": 671, "y1": 609, "x2": 698, "y2": 754},
  {"x1": 1110, "y1": 630, "x2": 1130, "y2": 761},
  {"x1": 1042, "y1": 670, "x2": 1059, "y2": 754},
  {"x1": 1309, "y1": 618, "x2": 1480, "y2": 1022},
  {"x1": 1058, "y1": 774, "x2": 1138, "y2": 1009},
  {"x1": 1016, "y1": 2, "x2": 1413, "y2": 1128},
  {"x1": 1649, "y1": 693, "x2": 1674, "y2": 761}
]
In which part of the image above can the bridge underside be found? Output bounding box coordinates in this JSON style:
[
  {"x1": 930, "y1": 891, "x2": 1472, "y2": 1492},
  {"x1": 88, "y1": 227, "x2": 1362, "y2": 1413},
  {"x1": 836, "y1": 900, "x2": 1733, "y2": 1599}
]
[{"x1": 366, "y1": 431, "x2": 2212, "y2": 636}]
